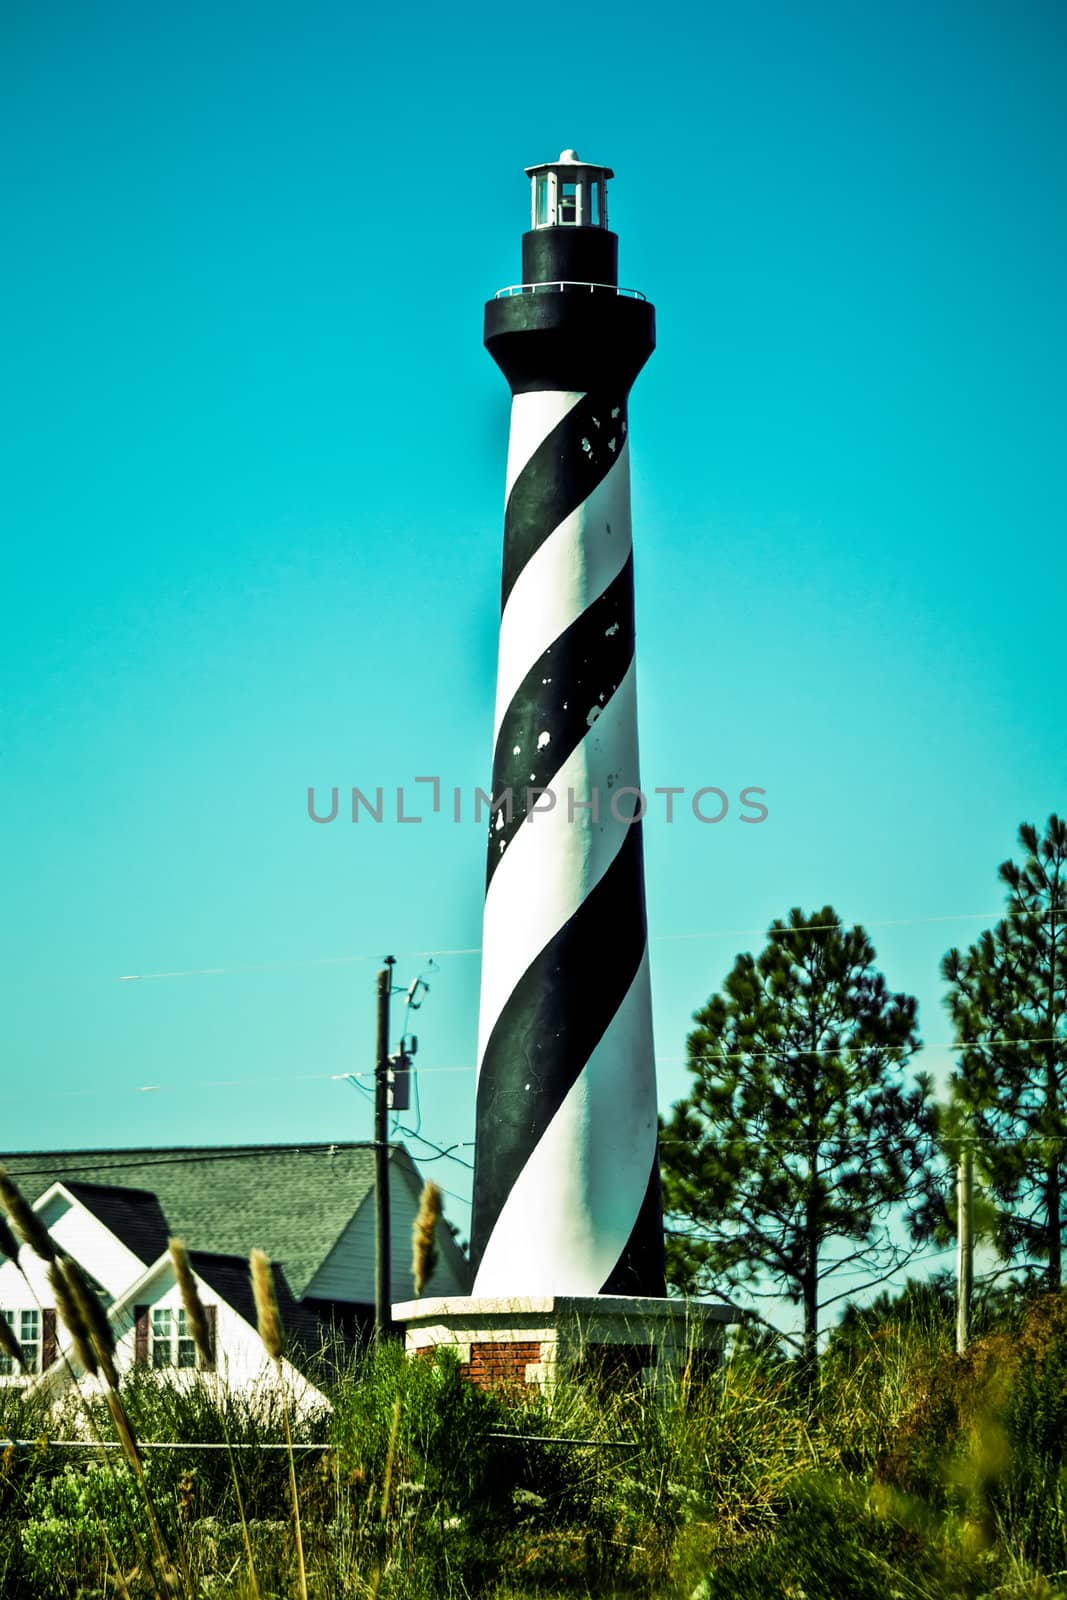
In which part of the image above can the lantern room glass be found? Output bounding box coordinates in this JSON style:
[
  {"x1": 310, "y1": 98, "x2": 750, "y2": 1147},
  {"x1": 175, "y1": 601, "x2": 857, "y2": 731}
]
[{"x1": 529, "y1": 167, "x2": 609, "y2": 230}]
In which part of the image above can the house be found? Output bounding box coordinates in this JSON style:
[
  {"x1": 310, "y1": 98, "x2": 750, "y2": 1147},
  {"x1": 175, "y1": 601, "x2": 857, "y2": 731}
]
[{"x1": 0, "y1": 1142, "x2": 470, "y2": 1404}]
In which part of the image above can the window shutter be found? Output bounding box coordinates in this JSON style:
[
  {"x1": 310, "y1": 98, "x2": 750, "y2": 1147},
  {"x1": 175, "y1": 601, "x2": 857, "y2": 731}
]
[
  {"x1": 42, "y1": 1308, "x2": 57, "y2": 1371},
  {"x1": 134, "y1": 1305, "x2": 149, "y2": 1366},
  {"x1": 203, "y1": 1304, "x2": 217, "y2": 1373}
]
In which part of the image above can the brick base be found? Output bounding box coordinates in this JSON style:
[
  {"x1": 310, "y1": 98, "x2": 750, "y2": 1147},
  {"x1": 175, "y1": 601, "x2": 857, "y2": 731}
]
[
  {"x1": 392, "y1": 1295, "x2": 739, "y2": 1398},
  {"x1": 468, "y1": 1339, "x2": 541, "y2": 1389}
]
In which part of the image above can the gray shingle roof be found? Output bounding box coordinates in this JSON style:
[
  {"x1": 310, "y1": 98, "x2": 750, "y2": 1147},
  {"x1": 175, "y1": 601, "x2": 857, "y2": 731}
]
[{"x1": 1, "y1": 1143, "x2": 381, "y2": 1300}]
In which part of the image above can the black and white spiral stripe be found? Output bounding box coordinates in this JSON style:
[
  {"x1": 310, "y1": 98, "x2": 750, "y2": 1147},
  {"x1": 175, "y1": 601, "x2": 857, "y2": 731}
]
[{"x1": 470, "y1": 387, "x2": 665, "y2": 1298}]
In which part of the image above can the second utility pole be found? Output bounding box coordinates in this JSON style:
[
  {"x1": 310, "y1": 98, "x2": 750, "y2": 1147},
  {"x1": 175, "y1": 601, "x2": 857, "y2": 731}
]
[
  {"x1": 956, "y1": 1141, "x2": 974, "y2": 1356},
  {"x1": 374, "y1": 956, "x2": 396, "y2": 1340}
]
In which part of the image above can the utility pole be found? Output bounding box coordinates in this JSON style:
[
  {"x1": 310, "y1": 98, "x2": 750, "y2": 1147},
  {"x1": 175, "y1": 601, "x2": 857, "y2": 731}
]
[
  {"x1": 1047, "y1": 896, "x2": 1061, "y2": 1290},
  {"x1": 374, "y1": 957, "x2": 396, "y2": 1340},
  {"x1": 956, "y1": 1141, "x2": 974, "y2": 1356}
]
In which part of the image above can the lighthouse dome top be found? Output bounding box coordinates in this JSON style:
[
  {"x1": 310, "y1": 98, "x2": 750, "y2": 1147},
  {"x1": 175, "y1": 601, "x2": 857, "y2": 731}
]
[
  {"x1": 524, "y1": 150, "x2": 614, "y2": 230},
  {"x1": 524, "y1": 150, "x2": 614, "y2": 179}
]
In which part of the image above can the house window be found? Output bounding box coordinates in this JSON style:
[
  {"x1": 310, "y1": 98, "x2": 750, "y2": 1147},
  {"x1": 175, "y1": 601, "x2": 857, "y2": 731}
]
[
  {"x1": 151, "y1": 1308, "x2": 198, "y2": 1368},
  {"x1": 1, "y1": 1309, "x2": 40, "y2": 1375},
  {"x1": 21, "y1": 1310, "x2": 40, "y2": 1371},
  {"x1": 559, "y1": 181, "x2": 577, "y2": 224}
]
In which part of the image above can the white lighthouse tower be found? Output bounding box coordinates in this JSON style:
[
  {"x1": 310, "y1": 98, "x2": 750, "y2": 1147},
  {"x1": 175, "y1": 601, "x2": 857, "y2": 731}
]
[
  {"x1": 393, "y1": 153, "x2": 735, "y2": 1386},
  {"x1": 470, "y1": 150, "x2": 664, "y2": 1299}
]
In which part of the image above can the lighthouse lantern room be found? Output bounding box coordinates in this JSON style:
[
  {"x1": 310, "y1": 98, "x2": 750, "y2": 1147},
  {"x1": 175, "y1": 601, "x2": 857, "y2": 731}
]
[{"x1": 527, "y1": 149, "x2": 611, "y2": 230}]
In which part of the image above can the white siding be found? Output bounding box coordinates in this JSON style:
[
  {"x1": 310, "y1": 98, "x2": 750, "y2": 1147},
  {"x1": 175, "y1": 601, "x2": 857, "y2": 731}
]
[
  {"x1": 305, "y1": 1165, "x2": 469, "y2": 1303},
  {"x1": 41, "y1": 1191, "x2": 147, "y2": 1297},
  {"x1": 2, "y1": 1248, "x2": 327, "y2": 1413},
  {"x1": 0, "y1": 1253, "x2": 49, "y2": 1312},
  {"x1": 108, "y1": 1267, "x2": 328, "y2": 1416},
  {"x1": 0, "y1": 1253, "x2": 51, "y2": 1386}
]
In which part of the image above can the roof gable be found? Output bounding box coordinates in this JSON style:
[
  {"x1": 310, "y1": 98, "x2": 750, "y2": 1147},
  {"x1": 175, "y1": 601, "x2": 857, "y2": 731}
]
[
  {"x1": 60, "y1": 1183, "x2": 170, "y2": 1266},
  {"x1": 2, "y1": 1144, "x2": 380, "y2": 1299},
  {"x1": 102, "y1": 1247, "x2": 327, "y2": 1358},
  {"x1": 31, "y1": 1249, "x2": 330, "y2": 1397}
]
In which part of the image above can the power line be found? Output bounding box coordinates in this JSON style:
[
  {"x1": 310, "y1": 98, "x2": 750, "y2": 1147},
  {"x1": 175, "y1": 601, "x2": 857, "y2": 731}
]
[
  {"x1": 110, "y1": 906, "x2": 1060, "y2": 983},
  {"x1": 0, "y1": 1141, "x2": 475, "y2": 1213},
  {"x1": 396, "y1": 1130, "x2": 475, "y2": 1171},
  {"x1": 653, "y1": 910, "x2": 1054, "y2": 943},
  {"x1": 658, "y1": 1133, "x2": 1067, "y2": 1150},
  {"x1": 339, "y1": 1075, "x2": 475, "y2": 1172},
  {"x1": 115, "y1": 949, "x2": 480, "y2": 982},
  {"x1": 6, "y1": 1032, "x2": 1063, "y2": 1107},
  {"x1": 684, "y1": 1035, "x2": 1064, "y2": 1067},
  {"x1": 0, "y1": 1143, "x2": 376, "y2": 1179},
  {"x1": 11, "y1": 1122, "x2": 1067, "y2": 1189},
  {"x1": 19, "y1": 1067, "x2": 474, "y2": 1105},
  {"x1": 349, "y1": 1065, "x2": 472, "y2": 1076}
]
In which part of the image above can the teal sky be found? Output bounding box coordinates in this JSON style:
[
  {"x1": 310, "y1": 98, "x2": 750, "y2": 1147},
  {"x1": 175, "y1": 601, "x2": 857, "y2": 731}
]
[{"x1": 4, "y1": 1, "x2": 1065, "y2": 1300}]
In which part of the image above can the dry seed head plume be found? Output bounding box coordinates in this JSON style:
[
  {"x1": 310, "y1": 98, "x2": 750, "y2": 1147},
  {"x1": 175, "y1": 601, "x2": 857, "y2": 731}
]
[
  {"x1": 0, "y1": 1211, "x2": 21, "y2": 1264},
  {"x1": 61, "y1": 1258, "x2": 119, "y2": 1388},
  {"x1": 411, "y1": 1181, "x2": 442, "y2": 1296},
  {"x1": 0, "y1": 1169, "x2": 56, "y2": 1262},
  {"x1": 0, "y1": 1313, "x2": 26, "y2": 1372},
  {"x1": 48, "y1": 1261, "x2": 98, "y2": 1377},
  {"x1": 249, "y1": 1249, "x2": 283, "y2": 1361},
  {"x1": 169, "y1": 1238, "x2": 214, "y2": 1368}
]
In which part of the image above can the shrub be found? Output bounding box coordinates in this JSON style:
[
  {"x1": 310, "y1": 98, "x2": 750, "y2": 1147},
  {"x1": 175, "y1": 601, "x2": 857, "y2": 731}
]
[
  {"x1": 329, "y1": 1341, "x2": 619, "y2": 1596},
  {"x1": 876, "y1": 1289, "x2": 1067, "y2": 1567},
  {"x1": 692, "y1": 1474, "x2": 978, "y2": 1600},
  {"x1": 991, "y1": 1293, "x2": 1067, "y2": 1572},
  {"x1": 20, "y1": 1459, "x2": 146, "y2": 1597}
]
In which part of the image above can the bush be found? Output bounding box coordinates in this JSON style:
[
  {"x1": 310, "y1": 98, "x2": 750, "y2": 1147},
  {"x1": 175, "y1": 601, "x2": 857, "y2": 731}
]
[
  {"x1": 992, "y1": 1293, "x2": 1067, "y2": 1572},
  {"x1": 875, "y1": 1289, "x2": 1067, "y2": 1572},
  {"x1": 329, "y1": 1340, "x2": 622, "y2": 1596},
  {"x1": 19, "y1": 1460, "x2": 146, "y2": 1597},
  {"x1": 693, "y1": 1474, "x2": 979, "y2": 1600}
]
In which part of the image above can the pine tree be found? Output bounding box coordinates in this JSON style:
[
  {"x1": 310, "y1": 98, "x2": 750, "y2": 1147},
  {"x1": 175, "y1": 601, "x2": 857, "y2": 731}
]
[
  {"x1": 661, "y1": 907, "x2": 933, "y2": 1377},
  {"x1": 943, "y1": 816, "x2": 1067, "y2": 1288}
]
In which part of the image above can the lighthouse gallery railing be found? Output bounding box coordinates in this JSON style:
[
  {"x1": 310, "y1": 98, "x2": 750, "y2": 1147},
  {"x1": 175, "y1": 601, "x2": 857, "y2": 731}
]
[{"x1": 494, "y1": 281, "x2": 646, "y2": 300}]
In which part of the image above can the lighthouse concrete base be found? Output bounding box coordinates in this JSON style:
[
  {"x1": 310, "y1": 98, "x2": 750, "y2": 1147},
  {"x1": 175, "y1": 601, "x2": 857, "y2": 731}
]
[{"x1": 390, "y1": 1294, "x2": 740, "y2": 1397}]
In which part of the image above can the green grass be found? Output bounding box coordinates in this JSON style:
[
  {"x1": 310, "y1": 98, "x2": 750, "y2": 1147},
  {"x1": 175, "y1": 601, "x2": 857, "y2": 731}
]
[{"x1": 2, "y1": 1294, "x2": 1067, "y2": 1599}]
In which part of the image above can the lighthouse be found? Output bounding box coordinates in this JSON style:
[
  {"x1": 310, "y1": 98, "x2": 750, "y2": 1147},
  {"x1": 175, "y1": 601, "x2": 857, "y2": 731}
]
[
  {"x1": 470, "y1": 150, "x2": 665, "y2": 1299},
  {"x1": 392, "y1": 154, "x2": 735, "y2": 1385}
]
